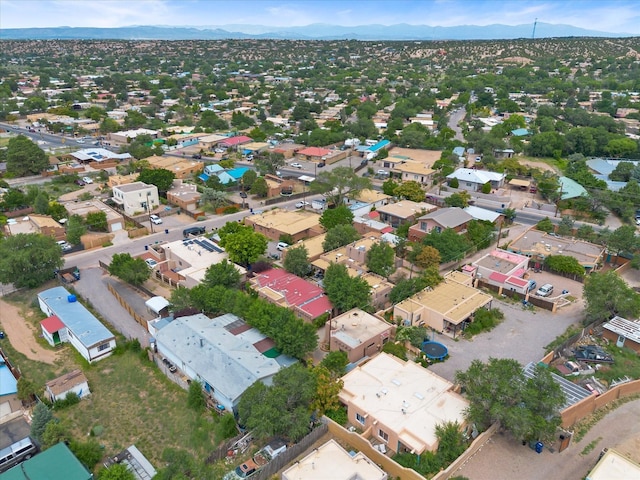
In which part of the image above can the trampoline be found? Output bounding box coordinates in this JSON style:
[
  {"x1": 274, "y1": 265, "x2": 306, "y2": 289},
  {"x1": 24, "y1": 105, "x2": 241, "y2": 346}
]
[{"x1": 421, "y1": 341, "x2": 448, "y2": 361}]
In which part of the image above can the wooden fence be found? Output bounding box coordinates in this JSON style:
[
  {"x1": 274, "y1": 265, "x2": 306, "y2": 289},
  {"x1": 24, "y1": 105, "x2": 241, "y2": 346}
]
[{"x1": 106, "y1": 282, "x2": 147, "y2": 328}]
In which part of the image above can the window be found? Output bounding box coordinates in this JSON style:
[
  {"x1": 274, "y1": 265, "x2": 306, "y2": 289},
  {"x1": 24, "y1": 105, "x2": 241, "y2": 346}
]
[
  {"x1": 355, "y1": 413, "x2": 366, "y2": 425},
  {"x1": 379, "y1": 429, "x2": 389, "y2": 443},
  {"x1": 98, "y1": 343, "x2": 110, "y2": 352}
]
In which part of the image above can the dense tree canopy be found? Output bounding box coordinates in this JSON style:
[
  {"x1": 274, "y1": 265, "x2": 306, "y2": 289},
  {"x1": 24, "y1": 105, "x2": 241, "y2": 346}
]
[
  {"x1": 583, "y1": 270, "x2": 640, "y2": 323},
  {"x1": 319, "y1": 205, "x2": 354, "y2": 230},
  {"x1": 324, "y1": 263, "x2": 371, "y2": 313},
  {"x1": 137, "y1": 168, "x2": 176, "y2": 193},
  {"x1": 0, "y1": 234, "x2": 63, "y2": 288},
  {"x1": 322, "y1": 224, "x2": 361, "y2": 252},
  {"x1": 283, "y1": 244, "x2": 311, "y2": 277},
  {"x1": 218, "y1": 222, "x2": 268, "y2": 266},
  {"x1": 456, "y1": 358, "x2": 565, "y2": 442},
  {"x1": 6, "y1": 135, "x2": 49, "y2": 177},
  {"x1": 108, "y1": 253, "x2": 151, "y2": 286}
]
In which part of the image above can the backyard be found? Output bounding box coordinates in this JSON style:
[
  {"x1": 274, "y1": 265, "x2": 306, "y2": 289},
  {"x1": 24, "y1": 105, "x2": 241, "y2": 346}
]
[{"x1": 0, "y1": 290, "x2": 231, "y2": 474}]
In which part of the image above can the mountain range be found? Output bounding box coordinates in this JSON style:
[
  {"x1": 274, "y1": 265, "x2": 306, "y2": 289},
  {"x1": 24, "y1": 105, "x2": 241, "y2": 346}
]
[{"x1": 0, "y1": 22, "x2": 633, "y2": 41}]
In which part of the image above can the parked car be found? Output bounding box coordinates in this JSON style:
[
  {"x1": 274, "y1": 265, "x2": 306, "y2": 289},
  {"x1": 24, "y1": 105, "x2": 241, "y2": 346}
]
[
  {"x1": 149, "y1": 214, "x2": 163, "y2": 225},
  {"x1": 56, "y1": 240, "x2": 72, "y2": 252},
  {"x1": 318, "y1": 161, "x2": 326, "y2": 168},
  {"x1": 295, "y1": 201, "x2": 309, "y2": 209},
  {"x1": 192, "y1": 154, "x2": 202, "y2": 159},
  {"x1": 145, "y1": 258, "x2": 158, "y2": 269},
  {"x1": 75, "y1": 179, "x2": 85, "y2": 186},
  {"x1": 527, "y1": 280, "x2": 537, "y2": 292},
  {"x1": 377, "y1": 169, "x2": 389, "y2": 176},
  {"x1": 214, "y1": 148, "x2": 226, "y2": 153},
  {"x1": 290, "y1": 162, "x2": 303, "y2": 169},
  {"x1": 276, "y1": 242, "x2": 289, "y2": 251},
  {"x1": 162, "y1": 357, "x2": 177, "y2": 373},
  {"x1": 82, "y1": 176, "x2": 93, "y2": 184},
  {"x1": 183, "y1": 226, "x2": 206, "y2": 237},
  {"x1": 573, "y1": 345, "x2": 614, "y2": 363},
  {"x1": 536, "y1": 283, "x2": 554, "y2": 297},
  {"x1": 245, "y1": 154, "x2": 254, "y2": 161}
]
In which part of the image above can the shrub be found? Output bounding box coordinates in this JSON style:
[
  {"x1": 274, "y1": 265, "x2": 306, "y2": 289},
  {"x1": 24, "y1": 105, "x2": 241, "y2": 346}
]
[{"x1": 53, "y1": 392, "x2": 81, "y2": 409}]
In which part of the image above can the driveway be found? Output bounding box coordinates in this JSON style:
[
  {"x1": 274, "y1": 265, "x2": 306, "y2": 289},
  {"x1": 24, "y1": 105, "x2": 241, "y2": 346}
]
[
  {"x1": 452, "y1": 398, "x2": 640, "y2": 480},
  {"x1": 429, "y1": 299, "x2": 584, "y2": 382}
]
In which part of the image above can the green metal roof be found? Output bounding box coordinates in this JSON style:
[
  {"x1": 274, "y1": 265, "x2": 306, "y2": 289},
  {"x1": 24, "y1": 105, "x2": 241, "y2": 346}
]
[
  {"x1": 0, "y1": 443, "x2": 93, "y2": 480},
  {"x1": 559, "y1": 176, "x2": 588, "y2": 200}
]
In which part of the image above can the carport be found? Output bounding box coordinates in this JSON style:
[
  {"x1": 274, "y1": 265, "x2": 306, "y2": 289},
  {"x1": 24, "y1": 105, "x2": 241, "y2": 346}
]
[{"x1": 509, "y1": 178, "x2": 530, "y2": 190}]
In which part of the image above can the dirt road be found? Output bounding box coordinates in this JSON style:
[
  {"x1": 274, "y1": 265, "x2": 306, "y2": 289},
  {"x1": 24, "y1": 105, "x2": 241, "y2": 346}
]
[{"x1": 0, "y1": 299, "x2": 58, "y2": 364}]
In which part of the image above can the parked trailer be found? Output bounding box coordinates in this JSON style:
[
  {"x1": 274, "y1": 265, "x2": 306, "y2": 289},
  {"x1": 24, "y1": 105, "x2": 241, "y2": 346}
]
[{"x1": 55, "y1": 266, "x2": 80, "y2": 284}]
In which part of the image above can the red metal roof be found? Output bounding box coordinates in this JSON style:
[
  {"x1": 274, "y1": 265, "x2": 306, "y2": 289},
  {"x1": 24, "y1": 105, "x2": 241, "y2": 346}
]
[
  {"x1": 41, "y1": 315, "x2": 65, "y2": 333},
  {"x1": 488, "y1": 271, "x2": 508, "y2": 283},
  {"x1": 220, "y1": 135, "x2": 252, "y2": 146},
  {"x1": 253, "y1": 268, "x2": 332, "y2": 316},
  {"x1": 505, "y1": 276, "x2": 528, "y2": 288},
  {"x1": 297, "y1": 296, "x2": 333, "y2": 318}
]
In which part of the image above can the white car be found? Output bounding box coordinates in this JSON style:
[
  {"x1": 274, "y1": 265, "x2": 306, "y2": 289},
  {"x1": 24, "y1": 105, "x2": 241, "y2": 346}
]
[
  {"x1": 536, "y1": 284, "x2": 554, "y2": 297},
  {"x1": 295, "y1": 201, "x2": 309, "y2": 208},
  {"x1": 149, "y1": 214, "x2": 163, "y2": 225},
  {"x1": 290, "y1": 162, "x2": 303, "y2": 169},
  {"x1": 276, "y1": 242, "x2": 289, "y2": 251},
  {"x1": 82, "y1": 176, "x2": 93, "y2": 184},
  {"x1": 377, "y1": 169, "x2": 389, "y2": 176},
  {"x1": 56, "y1": 240, "x2": 72, "y2": 251},
  {"x1": 145, "y1": 258, "x2": 158, "y2": 269}
]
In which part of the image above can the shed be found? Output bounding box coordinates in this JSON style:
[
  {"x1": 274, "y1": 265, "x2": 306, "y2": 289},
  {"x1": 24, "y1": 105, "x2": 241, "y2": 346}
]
[
  {"x1": 145, "y1": 296, "x2": 170, "y2": 317},
  {"x1": 40, "y1": 315, "x2": 66, "y2": 346},
  {"x1": 45, "y1": 369, "x2": 90, "y2": 402},
  {"x1": 602, "y1": 316, "x2": 640, "y2": 353},
  {"x1": 0, "y1": 442, "x2": 92, "y2": 480}
]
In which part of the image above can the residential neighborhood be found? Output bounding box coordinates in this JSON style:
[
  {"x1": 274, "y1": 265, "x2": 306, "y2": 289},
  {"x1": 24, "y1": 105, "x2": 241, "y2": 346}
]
[{"x1": 1, "y1": 8, "x2": 640, "y2": 480}]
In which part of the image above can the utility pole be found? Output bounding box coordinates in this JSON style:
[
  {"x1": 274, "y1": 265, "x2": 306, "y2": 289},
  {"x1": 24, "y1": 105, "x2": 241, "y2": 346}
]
[{"x1": 532, "y1": 18, "x2": 538, "y2": 40}]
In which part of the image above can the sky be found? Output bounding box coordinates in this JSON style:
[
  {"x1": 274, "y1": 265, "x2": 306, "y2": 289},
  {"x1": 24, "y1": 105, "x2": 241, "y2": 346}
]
[{"x1": 1, "y1": 0, "x2": 638, "y2": 34}]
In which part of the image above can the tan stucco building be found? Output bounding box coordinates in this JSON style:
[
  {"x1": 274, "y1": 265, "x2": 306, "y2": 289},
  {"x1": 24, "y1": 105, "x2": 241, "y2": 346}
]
[
  {"x1": 325, "y1": 309, "x2": 394, "y2": 363},
  {"x1": 244, "y1": 208, "x2": 323, "y2": 242}
]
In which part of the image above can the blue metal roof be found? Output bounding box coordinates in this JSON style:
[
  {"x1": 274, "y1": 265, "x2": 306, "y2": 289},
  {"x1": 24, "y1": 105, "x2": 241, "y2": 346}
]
[
  {"x1": 367, "y1": 139, "x2": 390, "y2": 152},
  {"x1": 511, "y1": 128, "x2": 530, "y2": 137},
  {"x1": 0, "y1": 363, "x2": 17, "y2": 396},
  {"x1": 453, "y1": 146, "x2": 466, "y2": 156},
  {"x1": 227, "y1": 167, "x2": 249, "y2": 180},
  {"x1": 38, "y1": 287, "x2": 114, "y2": 348},
  {"x1": 558, "y1": 176, "x2": 588, "y2": 200},
  {"x1": 198, "y1": 173, "x2": 209, "y2": 182}
]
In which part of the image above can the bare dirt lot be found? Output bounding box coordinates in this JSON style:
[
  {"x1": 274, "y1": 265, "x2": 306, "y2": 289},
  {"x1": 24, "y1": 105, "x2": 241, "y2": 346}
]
[{"x1": 0, "y1": 299, "x2": 58, "y2": 364}]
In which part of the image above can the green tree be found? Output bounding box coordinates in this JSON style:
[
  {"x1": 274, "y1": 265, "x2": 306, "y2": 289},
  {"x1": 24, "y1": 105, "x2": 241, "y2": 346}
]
[
  {"x1": 98, "y1": 463, "x2": 136, "y2": 480},
  {"x1": 607, "y1": 225, "x2": 638, "y2": 256},
  {"x1": 17, "y1": 377, "x2": 37, "y2": 402},
  {"x1": 33, "y1": 192, "x2": 50, "y2": 214},
  {"x1": 41, "y1": 420, "x2": 71, "y2": 449},
  {"x1": 422, "y1": 228, "x2": 472, "y2": 263},
  {"x1": 187, "y1": 380, "x2": 206, "y2": 412},
  {"x1": 30, "y1": 402, "x2": 53, "y2": 443},
  {"x1": 6, "y1": 135, "x2": 49, "y2": 176},
  {"x1": 324, "y1": 263, "x2": 371, "y2": 313},
  {"x1": 394, "y1": 181, "x2": 425, "y2": 202},
  {"x1": 202, "y1": 259, "x2": 241, "y2": 289},
  {"x1": 535, "y1": 217, "x2": 555, "y2": 233},
  {"x1": 311, "y1": 365, "x2": 343, "y2": 417},
  {"x1": 466, "y1": 220, "x2": 495, "y2": 250},
  {"x1": 414, "y1": 245, "x2": 441, "y2": 269},
  {"x1": 320, "y1": 351, "x2": 348, "y2": 378},
  {"x1": 382, "y1": 178, "x2": 400, "y2": 196},
  {"x1": 311, "y1": 166, "x2": 372, "y2": 206},
  {"x1": 444, "y1": 191, "x2": 470, "y2": 208},
  {"x1": 544, "y1": 255, "x2": 585, "y2": 277},
  {"x1": 255, "y1": 152, "x2": 285, "y2": 175},
  {"x1": 0, "y1": 234, "x2": 63, "y2": 288},
  {"x1": 481, "y1": 182, "x2": 492, "y2": 194},
  {"x1": 69, "y1": 440, "x2": 103, "y2": 471},
  {"x1": 366, "y1": 241, "x2": 395, "y2": 277},
  {"x1": 283, "y1": 244, "x2": 311, "y2": 277},
  {"x1": 455, "y1": 359, "x2": 564, "y2": 442},
  {"x1": 108, "y1": 253, "x2": 151, "y2": 286},
  {"x1": 237, "y1": 364, "x2": 316, "y2": 442},
  {"x1": 320, "y1": 205, "x2": 354, "y2": 230},
  {"x1": 169, "y1": 286, "x2": 193, "y2": 312},
  {"x1": 435, "y1": 421, "x2": 467, "y2": 464},
  {"x1": 137, "y1": 168, "x2": 175, "y2": 193},
  {"x1": 241, "y1": 169, "x2": 258, "y2": 190},
  {"x1": 583, "y1": 270, "x2": 640, "y2": 323},
  {"x1": 218, "y1": 225, "x2": 267, "y2": 266},
  {"x1": 250, "y1": 177, "x2": 268, "y2": 197},
  {"x1": 86, "y1": 211, "x2": 108, "y2": 232},
  {"x1": 322, "y1": 224, "x2": 361, "y2": 252},
  {"x1": 66, "y1": 214, "x2": 87, "y2": 245}
]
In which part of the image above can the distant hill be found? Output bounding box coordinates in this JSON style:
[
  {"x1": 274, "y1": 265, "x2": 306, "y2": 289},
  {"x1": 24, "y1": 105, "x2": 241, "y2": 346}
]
[{"x1": 0, "y1": 22, "x2": 633, "y2": 41}]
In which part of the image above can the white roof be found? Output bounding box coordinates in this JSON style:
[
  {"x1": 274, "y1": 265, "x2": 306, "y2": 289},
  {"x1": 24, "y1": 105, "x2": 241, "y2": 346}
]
[
  {"x1": 447, "y1": 168, "x2": 505, "y2": 184},
  {"x1": 339, "y1": 353, "x2": 468, "y2": 454},
  {"x1": 145, "y1": 296, "x2": 170, "y2": 314},
  {"x1": 464, "y1": 205, "x2": 502, "y2": 222},
  {"x1": 71, "y1": 148, "x2": 132, "y2": 162}
]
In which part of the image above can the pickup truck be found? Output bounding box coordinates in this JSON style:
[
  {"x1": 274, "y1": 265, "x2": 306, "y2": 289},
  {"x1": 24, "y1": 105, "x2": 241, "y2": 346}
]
[
  {"x1": 223, "y1": 439, "x2": 287, "y2": 480},
  {"x1": 55, "y1": 266, "x2": 80, "y2": 284}
]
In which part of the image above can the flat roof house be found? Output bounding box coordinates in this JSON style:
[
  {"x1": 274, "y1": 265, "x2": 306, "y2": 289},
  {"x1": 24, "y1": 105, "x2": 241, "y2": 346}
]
[
  {"x1": 393, "y1": 271, "x2": 493, "y2": 337},
  {"x1": 112, "y1": 182, "x2": 160, "y2": 217},
  {"x1": 63, "y1": 199, "x2": 125, "y2": 233},
  {"x1": 324, "y1": 309, "x2": 394, "y2": 363},
  {"x1": 154, "y1": 313, "x2": 296, "y2": 412},
  {"x1": 471, "y1": 249, "x2": 532, "y2": 294},
  {"x1": 507, "y1": 227, "x2": 604, "y2": 272},
  {"x1": 339, "y1": 353, "x2": 469, "y2": 455},
  {"x1": 166, "y1": 179, "x2": 201, "y2": 212},
  {"x1": 244, "y1": 208, "x2": 323, "y2": 242},
  {"x1": 38, "y1": 287, "x2": 116, "y2": 363},
  {"x1": 282, "y1": 439, "x2": 387, "y2": 480},
  {"x1": 3, "y1": 214, "x2": 66, "y2": 241}
]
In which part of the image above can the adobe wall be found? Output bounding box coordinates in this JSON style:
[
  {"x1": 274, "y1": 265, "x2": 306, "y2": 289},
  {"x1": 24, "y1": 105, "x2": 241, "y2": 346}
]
[{"x1": 561, "y1": 379, "x2": 640, "y2": 428}]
